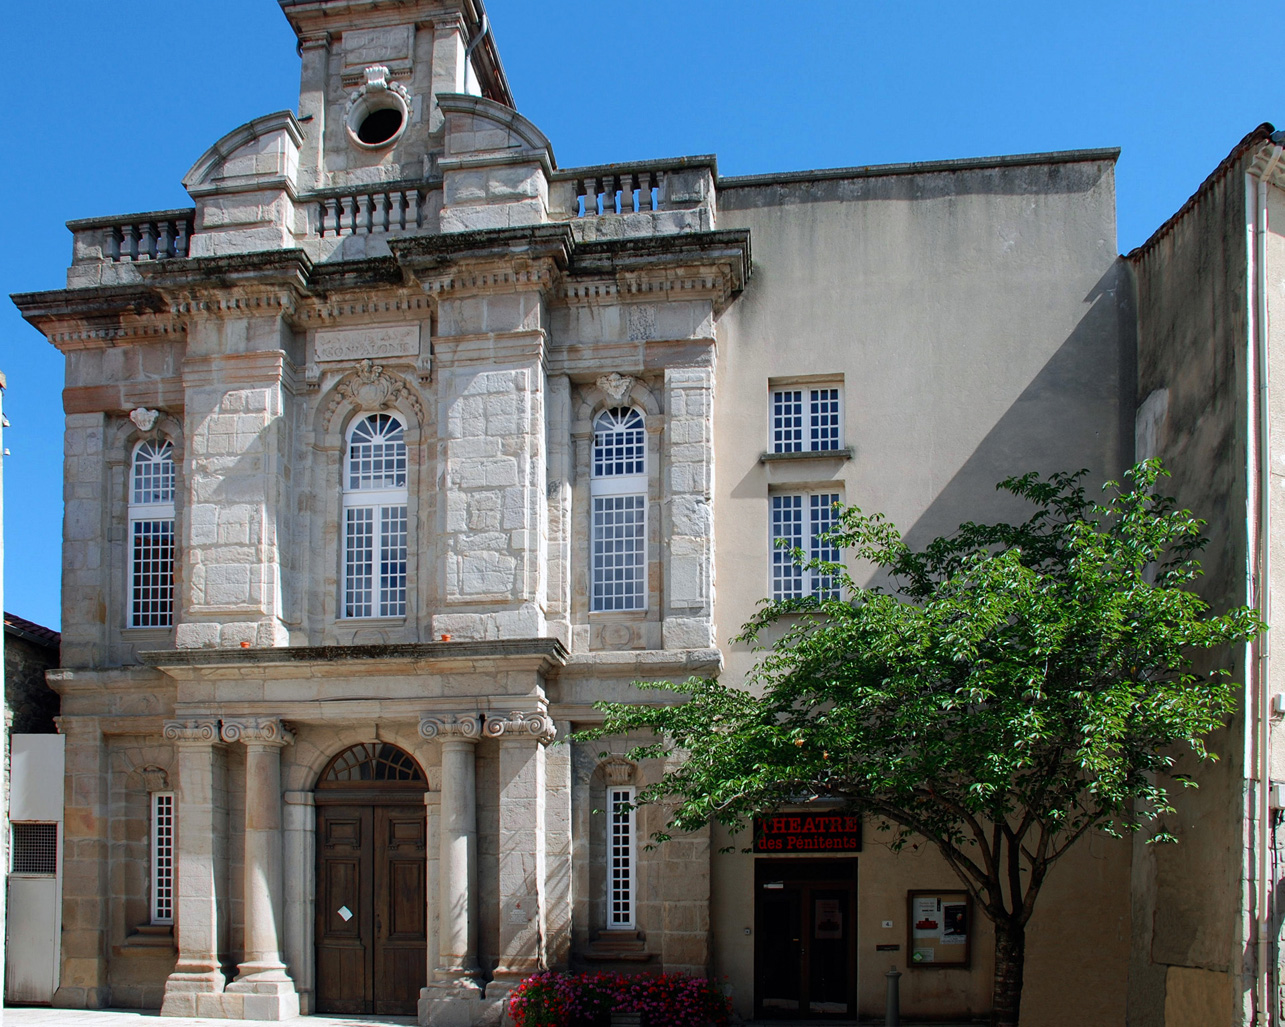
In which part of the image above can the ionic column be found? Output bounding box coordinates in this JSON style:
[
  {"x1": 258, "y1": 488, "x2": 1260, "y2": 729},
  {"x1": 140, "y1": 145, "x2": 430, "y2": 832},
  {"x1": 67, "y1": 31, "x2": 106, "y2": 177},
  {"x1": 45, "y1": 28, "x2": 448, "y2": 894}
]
[
  {"x1": 484, "y1": 712, "x2": 556, "y2": 997},
  {"x1": 161, "y1": 719, "x2": 225, "y2": 1017},
  {"x1": 221, "y1": 718, "x2": 299, "y2": 1020},
  {"x1": 419, "y1": 714, "x2": 483, "y2": 997}
]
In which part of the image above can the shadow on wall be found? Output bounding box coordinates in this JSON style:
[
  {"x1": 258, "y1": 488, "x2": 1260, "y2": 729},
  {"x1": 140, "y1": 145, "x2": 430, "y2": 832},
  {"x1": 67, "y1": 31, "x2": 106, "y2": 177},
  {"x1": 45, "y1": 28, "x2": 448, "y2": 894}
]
[{"x1": 895, "y1": 259, "x2": 1136, "y2": 562}]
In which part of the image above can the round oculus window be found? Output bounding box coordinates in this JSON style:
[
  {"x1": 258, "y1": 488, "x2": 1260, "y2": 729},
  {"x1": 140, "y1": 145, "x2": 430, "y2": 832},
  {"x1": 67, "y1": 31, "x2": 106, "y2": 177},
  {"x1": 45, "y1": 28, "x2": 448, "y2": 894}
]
[{"x1": 344, "y1": 70, "x2": 411, "y2": 151}]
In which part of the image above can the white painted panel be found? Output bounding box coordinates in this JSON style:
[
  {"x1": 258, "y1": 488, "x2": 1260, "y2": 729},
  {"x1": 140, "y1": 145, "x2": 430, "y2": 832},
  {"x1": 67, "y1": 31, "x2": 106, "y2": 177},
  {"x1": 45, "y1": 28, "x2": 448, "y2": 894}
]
[
  {"x1": 10, "y1": 735, "x2": 65, "y2": 822},
  {"x1": 6, "y1": 876, "x2": 58, "y2": 1002}
]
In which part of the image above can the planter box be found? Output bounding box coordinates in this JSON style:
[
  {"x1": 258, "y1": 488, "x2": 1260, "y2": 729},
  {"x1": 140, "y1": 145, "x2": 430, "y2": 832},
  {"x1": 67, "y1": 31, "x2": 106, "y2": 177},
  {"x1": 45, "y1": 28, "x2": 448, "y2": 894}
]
[{"x1": 610, "y1": 1015, "x2": 644, "y2": 1027}]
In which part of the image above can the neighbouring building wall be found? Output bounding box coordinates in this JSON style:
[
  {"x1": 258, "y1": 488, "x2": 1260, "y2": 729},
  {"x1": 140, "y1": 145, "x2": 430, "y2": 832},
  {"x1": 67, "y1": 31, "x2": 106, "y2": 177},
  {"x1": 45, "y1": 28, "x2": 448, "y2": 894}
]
[
  {"x1": 1127, "y1": 140, "x2": 1258, "y2": 1027},
  {"x1": 4, "y1": 615, "x2": 60, "y2": 735},
  {"x1": 711, "y1": 153, "x2": 1134, "y2": 1024}
]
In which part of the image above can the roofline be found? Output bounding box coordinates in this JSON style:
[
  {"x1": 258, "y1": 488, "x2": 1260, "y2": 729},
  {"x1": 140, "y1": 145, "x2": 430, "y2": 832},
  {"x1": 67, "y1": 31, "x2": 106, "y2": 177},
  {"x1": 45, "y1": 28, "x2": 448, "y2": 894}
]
[
  {"x1": 717, "y1": 146, "x2": 1122, "y2": 189},
  {"x1": 1126, "y1": 123, "x2": 1277, "y2": 262}
]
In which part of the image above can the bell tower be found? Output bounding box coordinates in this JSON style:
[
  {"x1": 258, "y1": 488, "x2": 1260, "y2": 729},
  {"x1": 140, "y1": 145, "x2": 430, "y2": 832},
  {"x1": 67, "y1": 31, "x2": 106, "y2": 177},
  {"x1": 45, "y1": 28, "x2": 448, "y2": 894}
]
[{"x1": 278, "y1": 0, "x2": 514, "y2": 191}]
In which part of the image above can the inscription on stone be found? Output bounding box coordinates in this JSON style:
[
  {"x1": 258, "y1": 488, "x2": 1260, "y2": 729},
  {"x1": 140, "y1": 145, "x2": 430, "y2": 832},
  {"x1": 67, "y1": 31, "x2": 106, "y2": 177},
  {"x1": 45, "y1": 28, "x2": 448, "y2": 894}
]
[
  {"x1": 342, "y1": 26, "x2": 413, "y2": 69},
  {"x1": 314, "y1": 324, "x2": 421, "y2": 363}
]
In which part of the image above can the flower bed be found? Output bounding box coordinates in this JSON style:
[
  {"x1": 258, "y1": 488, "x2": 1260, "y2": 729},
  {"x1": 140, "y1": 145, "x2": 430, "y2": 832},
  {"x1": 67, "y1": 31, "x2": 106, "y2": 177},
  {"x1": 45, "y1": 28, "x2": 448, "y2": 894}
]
[{"x1": 507, "y1": 970, "x2": 733, "y2": 1027}]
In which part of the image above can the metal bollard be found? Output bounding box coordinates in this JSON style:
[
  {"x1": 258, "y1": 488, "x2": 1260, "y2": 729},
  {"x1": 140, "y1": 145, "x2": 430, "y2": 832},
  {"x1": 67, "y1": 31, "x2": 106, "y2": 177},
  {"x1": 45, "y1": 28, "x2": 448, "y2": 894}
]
[{"x1": 885, "y1": 964, "x2": 902, "y2": 1027}]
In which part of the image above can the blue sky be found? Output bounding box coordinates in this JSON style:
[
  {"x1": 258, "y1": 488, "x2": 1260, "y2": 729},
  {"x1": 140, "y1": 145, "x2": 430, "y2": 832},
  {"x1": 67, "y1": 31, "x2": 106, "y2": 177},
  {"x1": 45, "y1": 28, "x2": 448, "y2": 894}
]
[{"x1": 2, "y1": 0, "x2": 1281, "y2": 631}]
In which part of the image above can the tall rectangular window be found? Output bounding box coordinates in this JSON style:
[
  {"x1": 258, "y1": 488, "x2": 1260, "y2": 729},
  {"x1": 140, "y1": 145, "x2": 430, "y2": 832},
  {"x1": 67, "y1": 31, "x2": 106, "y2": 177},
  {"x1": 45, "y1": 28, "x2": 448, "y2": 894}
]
[
  {"x1": 772, "y1": 492, "x2": 841, "y2": 601},
  {"x1": 129, "y1": 440, "x2": 176, "y2": 627},
  {"x1": 771, "y1": 386, "x2": 842, "y2": 453},
  {"x1": 607, "y1": 786, "x2": 636, "y2": 929},
  {"x1": 151, "y1": 792, "x2": 174, "y2": 925},
  {"x1": 343, "y1": 414, "x2": 409, "y2": 619},
  {"x1": 591, "y1": 408, "x2": 647, "y2": 612}
]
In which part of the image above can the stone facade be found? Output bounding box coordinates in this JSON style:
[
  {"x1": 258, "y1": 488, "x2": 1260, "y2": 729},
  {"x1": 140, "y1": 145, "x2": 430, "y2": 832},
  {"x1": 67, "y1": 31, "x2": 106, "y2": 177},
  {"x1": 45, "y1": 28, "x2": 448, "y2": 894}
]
[
  {"x1": 4, "y1": 614, "x2": 60, "y2": 737},
  {"x1": 12, "y1": 1, "x2": 1285, "y2": 1024}
]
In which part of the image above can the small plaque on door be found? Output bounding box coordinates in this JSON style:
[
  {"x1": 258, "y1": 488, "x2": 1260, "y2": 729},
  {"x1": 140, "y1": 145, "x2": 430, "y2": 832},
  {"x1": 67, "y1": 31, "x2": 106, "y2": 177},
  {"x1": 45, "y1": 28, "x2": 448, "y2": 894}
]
[{"x1": 337, "y1": 905, "x2": 353, "y2": 922}]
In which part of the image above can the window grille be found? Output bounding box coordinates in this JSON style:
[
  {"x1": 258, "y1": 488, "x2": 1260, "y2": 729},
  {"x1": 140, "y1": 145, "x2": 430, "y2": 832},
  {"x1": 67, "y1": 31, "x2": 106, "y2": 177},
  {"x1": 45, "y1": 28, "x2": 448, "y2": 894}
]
[
  {"x1": 343, "y1": 414, "x2": 408, "y2": 618},
  {"x1": 591, "y1": 408, "x2": 647, "y2": 612},
  {"x1": 151, "y1": 793, "x2": 174, "y2": 924},
  {"x1": 11, "y1": 822, "x2": 57, "y2": 875},
  {"x1": 772, "y1": 387, "x2": 842, "y2": 453},
  {"x1": 129, "y1": 440, "x2": 176, "y2": 627},
  {"x1": 607, "y1": 787, "x2": 636, "y2": 929},
  {"x1": 772, "y1": 493, "x2": 841, "y2": 600}
]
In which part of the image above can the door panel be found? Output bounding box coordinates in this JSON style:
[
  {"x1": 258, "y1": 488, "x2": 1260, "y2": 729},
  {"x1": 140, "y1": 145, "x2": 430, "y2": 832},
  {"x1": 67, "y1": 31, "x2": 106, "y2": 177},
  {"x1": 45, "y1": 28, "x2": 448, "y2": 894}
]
[
  {"x1": 316, "y1": 802, "x2": 426, "y2": 1016},
  {"x1": 316, "y1": 806, "x2": 373, "y2": 1014},
  {"x1": 374, "y1": 806, "x2": 427, "y2": 1014}
]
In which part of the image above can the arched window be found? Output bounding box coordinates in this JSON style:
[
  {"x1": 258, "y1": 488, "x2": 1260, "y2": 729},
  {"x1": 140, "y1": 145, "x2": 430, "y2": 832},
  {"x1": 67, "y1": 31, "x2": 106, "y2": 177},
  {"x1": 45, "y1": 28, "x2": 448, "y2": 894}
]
[
  {"x1": 128, "y1": 440, "x2": 176, "y2": 627},
  {"x1": 343, "y1": 413, "x2": 408, "y2": 618},
  {"x1": 591, "y1": 408, "x2": 646, "y2": 612},
  {"x1": 319, "y1": 742, "x2": 425, "y2": 786}
]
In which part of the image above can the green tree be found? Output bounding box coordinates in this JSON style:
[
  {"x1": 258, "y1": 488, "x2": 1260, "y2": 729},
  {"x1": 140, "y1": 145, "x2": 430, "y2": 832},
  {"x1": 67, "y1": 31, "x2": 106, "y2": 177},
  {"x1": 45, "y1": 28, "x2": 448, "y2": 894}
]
[{"x1": 581, "y1": 463, "x2": 1262, "y2": 1027}]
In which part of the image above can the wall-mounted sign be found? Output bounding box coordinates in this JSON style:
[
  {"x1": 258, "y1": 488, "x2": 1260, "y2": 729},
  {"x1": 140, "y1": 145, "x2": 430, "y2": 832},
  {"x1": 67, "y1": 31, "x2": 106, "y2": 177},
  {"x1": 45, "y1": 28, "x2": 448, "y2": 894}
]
[
  {"x1": 752, "y1": 812, "x2": 862, "y2": 853},
  {"x1": 906, "y1": 890, "x2": 971, "y2": 968}
]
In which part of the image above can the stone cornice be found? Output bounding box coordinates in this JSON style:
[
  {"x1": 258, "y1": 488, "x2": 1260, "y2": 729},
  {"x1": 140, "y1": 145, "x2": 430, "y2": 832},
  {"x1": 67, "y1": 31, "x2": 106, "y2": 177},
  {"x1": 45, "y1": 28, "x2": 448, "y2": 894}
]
[{"x1": 140, "y1": 638, "x2": 569, "y2": 674}]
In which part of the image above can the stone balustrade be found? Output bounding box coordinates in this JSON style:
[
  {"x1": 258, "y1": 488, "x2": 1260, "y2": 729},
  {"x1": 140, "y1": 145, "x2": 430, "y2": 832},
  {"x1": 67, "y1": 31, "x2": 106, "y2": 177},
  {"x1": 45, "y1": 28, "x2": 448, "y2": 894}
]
[
  {"x1": 69, "y1": 210, "x2": 195, "y2": 265},
  {"x1": 552, "y1": 157, "x2": 717, "y2": 220},
  {"x1": 313, "y1": 183, "x2": 438, "y2": 237}
]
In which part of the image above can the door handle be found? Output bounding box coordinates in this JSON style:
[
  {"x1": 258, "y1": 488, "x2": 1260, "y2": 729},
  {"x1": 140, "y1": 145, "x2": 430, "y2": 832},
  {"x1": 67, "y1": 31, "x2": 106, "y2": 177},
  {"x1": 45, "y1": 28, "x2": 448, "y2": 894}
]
[{"x1": 376, "y1": 913, "x2": 383, "y2": 939}]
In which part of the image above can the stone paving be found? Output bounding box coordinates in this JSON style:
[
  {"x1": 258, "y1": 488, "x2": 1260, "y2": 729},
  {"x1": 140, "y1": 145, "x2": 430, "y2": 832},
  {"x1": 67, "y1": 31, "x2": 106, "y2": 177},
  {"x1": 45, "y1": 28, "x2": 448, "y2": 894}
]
[{"x1": 1, "y1": 1011, "x2": 415, "y2": 1027}]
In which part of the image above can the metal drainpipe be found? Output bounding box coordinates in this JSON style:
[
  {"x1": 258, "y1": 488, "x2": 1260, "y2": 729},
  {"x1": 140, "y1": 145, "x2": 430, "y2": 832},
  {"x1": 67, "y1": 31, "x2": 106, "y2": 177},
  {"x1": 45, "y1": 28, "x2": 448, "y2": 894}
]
[
  {"x1": 1253, "y1": 139, "x2": 1284, "y2": 1025},
  {"x1": 463, "y1": 11, "x2": 490, "y2": 94}
]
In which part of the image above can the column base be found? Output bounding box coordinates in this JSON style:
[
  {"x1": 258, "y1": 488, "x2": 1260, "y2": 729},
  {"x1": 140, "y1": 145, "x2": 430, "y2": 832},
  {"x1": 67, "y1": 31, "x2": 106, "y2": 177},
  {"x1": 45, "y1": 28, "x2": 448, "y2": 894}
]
[
  {"x1": 483, "y1": 969, "x2": 532, "y2": 1000},
  {"x1": 419, "y1": 987, "x2": 507, "y2": 1027},
  {"x1": 223, "y1": 977, "x2": 300, "y2": 1021},
  {"x1": 160, "y1": 968, "x2": 225, "y2": 1018}
]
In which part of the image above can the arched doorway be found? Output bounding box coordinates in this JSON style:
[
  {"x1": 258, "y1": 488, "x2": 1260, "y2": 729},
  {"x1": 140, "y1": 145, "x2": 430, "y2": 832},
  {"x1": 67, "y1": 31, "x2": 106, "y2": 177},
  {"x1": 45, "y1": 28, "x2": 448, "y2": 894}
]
[{"x1": 314, "y1": 742, "x2": 428, "y2": 1015}]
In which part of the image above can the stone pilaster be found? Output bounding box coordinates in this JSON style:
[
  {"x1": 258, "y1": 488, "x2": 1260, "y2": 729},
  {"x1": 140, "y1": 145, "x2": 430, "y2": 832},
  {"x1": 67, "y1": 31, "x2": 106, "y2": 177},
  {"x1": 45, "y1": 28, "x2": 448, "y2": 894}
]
[
  {"x1": 61, "y1": 412, "x2": 107, "y2": 668},
  {"x1": 545, "y1": 375, "x2": 573, "y2": 646},
  {"x1": 220, "y1": 717, "x2": 299, "y2": 1021},
  {"x1": 53, "y1": 716, "x2": 110, "y2": 1009},
  {"x1": 543, "y1": 720, "x2": 573, "y2": 970},
  {"x1": 160, "y1": 719, "x2": 225, "y2": 1017},
  {"x1": 281, "y1": 791, "x2": 316, "y2": 1014},
  {"x1": 483, "y1": 712, "x2": 556, "y2": 996},
  {"x1": 418, "y1": 714, "x2": 483, "y2": 999},
  {"x1": 176, "y1": 338, "x2": 293, "y2": 651},
  {"x1": 663, "y1": 364, "x2": 716, "y2": 649},
  {"x1": 296, "y1": 32, "x2": 331, "y2": 192}
]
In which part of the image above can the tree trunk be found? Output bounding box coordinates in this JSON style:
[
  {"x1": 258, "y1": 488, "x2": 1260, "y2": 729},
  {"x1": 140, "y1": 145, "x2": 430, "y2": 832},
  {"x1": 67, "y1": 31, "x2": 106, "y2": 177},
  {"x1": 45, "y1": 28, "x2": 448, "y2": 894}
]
[{"x1": 991, "y1": 917, "x2": 1026, "y2": 1027}]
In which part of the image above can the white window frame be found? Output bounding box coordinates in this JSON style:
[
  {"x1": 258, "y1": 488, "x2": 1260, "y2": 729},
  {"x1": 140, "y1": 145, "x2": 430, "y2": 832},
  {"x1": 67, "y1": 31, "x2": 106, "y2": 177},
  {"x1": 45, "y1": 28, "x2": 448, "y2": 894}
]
[
  {"x1": 771, "y1": 491, "x2": 842, "y2": 601},
  {"x1": 606, "y1": 785, "x2": 637, "y2": 930},
  {"x1": 342, "y1": 413, "x2": 409, "y2": 619},
  {"x1": 150, "y1": 791, "x2": 175, "y2": 925},
  {"x1": 128, "y1": 439, "x2": 176, "y2": 628},
  {"x1": 591, "y1": 408, "x2": 647, "y2": 612},
  {"x1": 770, "y1": 384, "x2": 843, "y2": 454}
]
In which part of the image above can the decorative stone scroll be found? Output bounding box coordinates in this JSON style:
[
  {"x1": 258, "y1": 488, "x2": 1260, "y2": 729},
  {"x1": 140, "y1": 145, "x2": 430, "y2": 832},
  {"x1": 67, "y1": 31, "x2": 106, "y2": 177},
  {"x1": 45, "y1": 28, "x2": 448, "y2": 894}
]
[
  {"x1": 419, "y1": 713, "x2": 483, "y2": 741},
  {"x1": 220, "y1": 717, "x2": 294, "y2": 747},
  {"x1": 314, "y1": 324, "x2": 420, "y2": 364},
  {"x1": 129, "y1": 407, "x2": 160, "y2": 432},
  {"x1": 596, "y1": 373, "x2": 635, "y2": 405},
  {"x1": 163, "y1": 719, "x2": 220, "y2": 744},
  {"x1": 483, "y1": 711, "x2": 557, "y2": 745}
]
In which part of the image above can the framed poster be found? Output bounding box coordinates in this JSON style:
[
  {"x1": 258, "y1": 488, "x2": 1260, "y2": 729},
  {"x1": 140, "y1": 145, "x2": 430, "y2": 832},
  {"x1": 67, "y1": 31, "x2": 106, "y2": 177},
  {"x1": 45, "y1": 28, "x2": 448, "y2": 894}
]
[{"x1": 906, "y1": 890, "x2": 971, "y2": 968}]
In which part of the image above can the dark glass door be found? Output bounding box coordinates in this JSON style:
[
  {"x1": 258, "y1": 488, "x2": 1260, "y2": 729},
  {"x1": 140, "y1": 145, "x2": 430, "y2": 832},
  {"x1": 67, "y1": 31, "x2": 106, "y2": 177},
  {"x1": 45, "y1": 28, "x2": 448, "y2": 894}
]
[{"x1": 755, "y1": 860, "x2": 857, "y2": 1019}]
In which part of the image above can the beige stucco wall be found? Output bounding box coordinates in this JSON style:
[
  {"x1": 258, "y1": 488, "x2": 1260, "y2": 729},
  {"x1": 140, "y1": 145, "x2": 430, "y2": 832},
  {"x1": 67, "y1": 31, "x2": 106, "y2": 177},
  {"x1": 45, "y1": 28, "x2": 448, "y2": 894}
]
[{"x1": 708, "y1": 156, "x2": 1134, "y2": 1023}]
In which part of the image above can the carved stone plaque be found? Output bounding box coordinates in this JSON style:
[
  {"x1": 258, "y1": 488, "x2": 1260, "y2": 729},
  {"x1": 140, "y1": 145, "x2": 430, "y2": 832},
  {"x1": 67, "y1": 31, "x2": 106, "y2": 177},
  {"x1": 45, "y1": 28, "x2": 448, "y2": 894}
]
[
  {"x1": 314, "y1": 325, "x2": 421, "y2": 363},
  {"x1": 342, "y1": 26, "x2": 414, "y2": 70}
]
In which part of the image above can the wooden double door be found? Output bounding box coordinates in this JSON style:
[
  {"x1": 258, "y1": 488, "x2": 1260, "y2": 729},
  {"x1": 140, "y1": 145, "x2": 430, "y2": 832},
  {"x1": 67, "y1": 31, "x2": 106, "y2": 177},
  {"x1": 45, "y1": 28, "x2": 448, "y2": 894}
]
[
  {"x1": 755, "y1": 859, "x2": 858, "y2": 1019},
  {"x1": 315, "y1": 801, "x2": 427, "y2": 1014}
]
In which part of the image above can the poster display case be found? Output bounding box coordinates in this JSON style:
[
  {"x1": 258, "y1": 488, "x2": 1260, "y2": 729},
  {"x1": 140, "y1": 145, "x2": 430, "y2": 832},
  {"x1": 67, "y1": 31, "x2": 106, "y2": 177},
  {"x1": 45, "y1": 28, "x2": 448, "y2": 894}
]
[{"x1": 906, "y1": 889, "x2": 971, "y2": 968}]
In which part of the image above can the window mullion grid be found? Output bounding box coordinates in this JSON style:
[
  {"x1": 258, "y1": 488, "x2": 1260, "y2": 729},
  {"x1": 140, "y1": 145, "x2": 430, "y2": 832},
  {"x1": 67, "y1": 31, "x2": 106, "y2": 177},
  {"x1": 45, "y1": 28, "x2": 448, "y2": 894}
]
[
  {"x1": 130, "y1": 512, "x2": 175, "y2": 628},
  {"x1": 608, "y1": 786, "x2": 636, "y2": 930},
  {"x1": 151, "y1": 792, "x2": 174, "y2": 925}
]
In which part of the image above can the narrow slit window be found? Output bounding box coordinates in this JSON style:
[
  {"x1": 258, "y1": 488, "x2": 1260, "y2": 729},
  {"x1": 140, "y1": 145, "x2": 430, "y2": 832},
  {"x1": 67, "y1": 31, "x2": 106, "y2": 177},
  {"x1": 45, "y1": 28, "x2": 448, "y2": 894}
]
[
  {"x1": 608, "y1": 786, "x2": 636, "y2": 929},
  {"x1": 151, "y1": 792, "x2": 174, "y2": 925}
]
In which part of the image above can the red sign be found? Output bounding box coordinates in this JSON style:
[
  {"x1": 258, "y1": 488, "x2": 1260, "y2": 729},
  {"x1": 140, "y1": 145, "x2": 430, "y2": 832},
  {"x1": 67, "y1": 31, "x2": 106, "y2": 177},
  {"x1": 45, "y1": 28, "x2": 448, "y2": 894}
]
[{"x1": 753, "y1": 812, "x2": 862, "y2": 853}]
